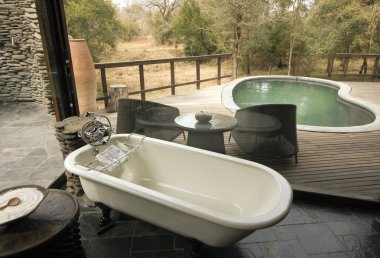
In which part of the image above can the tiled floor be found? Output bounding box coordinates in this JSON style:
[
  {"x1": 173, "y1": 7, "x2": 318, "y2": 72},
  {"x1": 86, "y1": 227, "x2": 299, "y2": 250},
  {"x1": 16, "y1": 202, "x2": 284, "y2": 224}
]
[
  {"x1": 0, "y1": 102, "x2": 64, "y2": 191},
  {"x1": 78, "y1": 197, "x2": 380, "y2": 258}
]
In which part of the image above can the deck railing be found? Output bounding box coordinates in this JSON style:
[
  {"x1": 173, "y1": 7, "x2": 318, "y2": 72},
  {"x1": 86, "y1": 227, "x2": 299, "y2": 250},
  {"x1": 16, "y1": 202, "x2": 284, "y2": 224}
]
[{"x1": 94, "y1": 53, "x2": 232, "y2": 107}]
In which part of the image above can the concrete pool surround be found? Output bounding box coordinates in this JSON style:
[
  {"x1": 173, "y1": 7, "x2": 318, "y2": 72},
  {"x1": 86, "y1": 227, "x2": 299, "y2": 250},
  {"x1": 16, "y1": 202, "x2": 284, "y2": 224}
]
[{"x1": 221, "y1": 75, "x2": 380, "y2": 133}]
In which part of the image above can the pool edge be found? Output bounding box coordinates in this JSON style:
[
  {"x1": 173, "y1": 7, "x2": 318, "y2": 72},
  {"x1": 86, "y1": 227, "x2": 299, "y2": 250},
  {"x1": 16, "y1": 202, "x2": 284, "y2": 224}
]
[{"x1": 221, "y1": 75, "x2": 380, "y2": 133}]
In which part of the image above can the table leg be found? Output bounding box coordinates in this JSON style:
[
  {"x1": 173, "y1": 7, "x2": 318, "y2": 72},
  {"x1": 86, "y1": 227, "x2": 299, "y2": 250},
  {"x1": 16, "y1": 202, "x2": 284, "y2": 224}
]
[{"x1": 187, "y1": 131, "x2": 226, "y2": 153}]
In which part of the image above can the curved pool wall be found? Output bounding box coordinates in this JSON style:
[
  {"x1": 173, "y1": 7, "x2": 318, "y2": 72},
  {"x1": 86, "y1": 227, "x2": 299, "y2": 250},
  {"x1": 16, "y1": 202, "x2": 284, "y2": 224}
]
[{"x1": 221, "y1": 76, "x2": 380, "y2": 133}]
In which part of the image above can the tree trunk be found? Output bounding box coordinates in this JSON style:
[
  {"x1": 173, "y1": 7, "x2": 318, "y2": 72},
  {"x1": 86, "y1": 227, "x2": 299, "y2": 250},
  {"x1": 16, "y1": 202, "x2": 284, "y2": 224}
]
[
  {"x1": 287, "y1": 37, "x2": 294, "y2": 76},
  {"x1": 232, "y1": 9, "x2": 242, "y2": 80},
  {"x1": 232, "y1": 53, "x2": 238, "y2": 80},
  {"x1": 245, "y1": 54, "x2": 251, "y2": 75},
  {"x1": 326, "y1": 56, "x2": 334, "y2": 77}
]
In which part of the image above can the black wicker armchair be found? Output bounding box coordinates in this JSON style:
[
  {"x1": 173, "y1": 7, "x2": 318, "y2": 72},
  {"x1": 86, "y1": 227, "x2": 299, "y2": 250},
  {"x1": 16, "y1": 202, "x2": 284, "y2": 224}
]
[
  {"x1": 116, "y1": 99, "x2": 185, "y2": 141},
  {"x1": 231, "y1": 104, "x2": 299, "y2": 163}
]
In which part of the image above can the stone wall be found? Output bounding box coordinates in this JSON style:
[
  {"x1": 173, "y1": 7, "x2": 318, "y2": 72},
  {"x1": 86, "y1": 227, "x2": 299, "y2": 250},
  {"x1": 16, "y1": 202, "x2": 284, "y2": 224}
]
[{"x1": 0, "y1": 0, "x2": 54, "y2": 113}]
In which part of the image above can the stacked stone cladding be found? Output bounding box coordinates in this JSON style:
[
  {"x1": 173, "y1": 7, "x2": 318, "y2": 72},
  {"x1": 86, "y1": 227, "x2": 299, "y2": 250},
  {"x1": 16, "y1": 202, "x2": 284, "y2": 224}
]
[{"x1": 0, "y1": 0, "x2": 54, "y2": 113}]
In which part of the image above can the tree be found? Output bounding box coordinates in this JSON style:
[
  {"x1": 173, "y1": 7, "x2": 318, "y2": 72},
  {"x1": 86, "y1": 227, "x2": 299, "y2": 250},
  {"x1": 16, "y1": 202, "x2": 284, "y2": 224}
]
[
  {"x1": 173, "y1": 0, "x2": 217, "y2": 55},
  {"x1": 143, "y1": 0, "x2": 180, "y2": 21},
  {"x1": 307, "y1": 0, "x2": 380, "y2": 74},
  {"x1": 65, "y1": 0, "x2": 123, "y2": 61},
  {"x1": 202, "y1": 0, "x2": 267, "y2": 78},
  {"x1": 272, "y1": 0, "x2": 310, "y2": 75},
  {"x1": 119, "y1": 4, "x2": 150, "y2": 37},
  {"x1": 141, "y1": 0, "x2": 180, "y2": 44}
]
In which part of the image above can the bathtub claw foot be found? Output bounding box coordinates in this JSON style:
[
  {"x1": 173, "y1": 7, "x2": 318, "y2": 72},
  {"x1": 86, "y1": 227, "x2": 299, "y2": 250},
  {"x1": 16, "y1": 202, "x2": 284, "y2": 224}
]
[
  {"x1": 96, "y1": 202, "x2": 112, "y2": 227},
  {"x1": 189, "y1": 239, "x2": 205, "y2": 258}
]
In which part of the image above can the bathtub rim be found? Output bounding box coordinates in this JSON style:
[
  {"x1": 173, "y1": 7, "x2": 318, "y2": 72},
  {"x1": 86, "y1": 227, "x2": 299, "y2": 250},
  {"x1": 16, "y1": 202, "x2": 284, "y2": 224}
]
[
  {"x1": 221, "y1": 75, "x2": 380, "y2": 133},
  {"x1": 64, "y1": 134, "x2": 293, "y2": 230}
]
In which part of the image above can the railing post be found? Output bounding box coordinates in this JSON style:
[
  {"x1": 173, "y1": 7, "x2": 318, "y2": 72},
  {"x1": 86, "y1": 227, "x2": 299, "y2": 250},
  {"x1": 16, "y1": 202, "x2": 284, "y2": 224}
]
[
  {"x1": 343, "y1": 57, "x2": 350, "y2": 77},
  {"x1": 139, "y1": 64, "x2": 146, "y2": 100},
  {"x1": 373, "y1": 57, "x2": 379, "y2": 77},
  {"x1": 170, "y1": 62, "x2": 175, "y2": 95},
  {"x1": 217, "y1": 57, "x2": 222, "y2": 85},
  {"x1": 196, "y1": 60, "x2": 200, "y2": 90},
  {"x1": 100, "y1": 68, "x2": 109, "y2": 107}
]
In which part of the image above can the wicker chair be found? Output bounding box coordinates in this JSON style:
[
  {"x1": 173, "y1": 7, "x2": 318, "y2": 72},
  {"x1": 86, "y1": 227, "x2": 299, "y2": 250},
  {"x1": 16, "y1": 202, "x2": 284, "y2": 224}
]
[
  {"x1": 231, "y1": 104, "x2": 299, "y2": 163},
  {"x1": 116, "y1": 99, "x2": 185, "y2": 141}
]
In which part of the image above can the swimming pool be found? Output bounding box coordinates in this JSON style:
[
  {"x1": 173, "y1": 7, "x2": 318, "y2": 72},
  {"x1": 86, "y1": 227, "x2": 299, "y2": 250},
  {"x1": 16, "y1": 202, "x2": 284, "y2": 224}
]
[{"x1": 221, "y1": 76, "x2": 380, "y2": 132}]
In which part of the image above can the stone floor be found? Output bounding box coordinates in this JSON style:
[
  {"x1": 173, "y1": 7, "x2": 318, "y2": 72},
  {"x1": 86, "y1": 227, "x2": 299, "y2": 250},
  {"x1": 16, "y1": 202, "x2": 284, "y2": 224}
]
[
  {"x1": 78, "y1": 196, "x2": 380, "y2": 258},
  {"x1": 0, "y1": 102, "x2": 64, "y2": 191}
]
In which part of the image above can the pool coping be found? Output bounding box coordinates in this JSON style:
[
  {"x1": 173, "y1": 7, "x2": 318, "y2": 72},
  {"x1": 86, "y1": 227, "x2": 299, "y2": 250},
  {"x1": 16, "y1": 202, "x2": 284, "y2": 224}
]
[{"x1": 221, "y1": 75, "x2": 380, "y2": 133}]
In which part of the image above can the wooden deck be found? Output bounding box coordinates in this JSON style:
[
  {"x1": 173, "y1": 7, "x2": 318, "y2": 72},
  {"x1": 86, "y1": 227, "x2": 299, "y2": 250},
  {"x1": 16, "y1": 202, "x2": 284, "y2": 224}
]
[{"x1": 153, "y1": 81, "x2": 380, "y2": 203}]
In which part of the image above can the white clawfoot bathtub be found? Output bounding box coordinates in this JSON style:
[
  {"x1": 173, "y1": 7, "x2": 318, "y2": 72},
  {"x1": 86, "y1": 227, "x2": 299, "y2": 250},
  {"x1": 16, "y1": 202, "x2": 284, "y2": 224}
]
[{"x1": 64, "y1": 134, "x2": 292, "y2": 247}]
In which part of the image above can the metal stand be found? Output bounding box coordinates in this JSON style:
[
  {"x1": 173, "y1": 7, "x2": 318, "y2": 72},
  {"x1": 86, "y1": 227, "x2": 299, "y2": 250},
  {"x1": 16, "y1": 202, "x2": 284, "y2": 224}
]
[{"x1": 95, "y1": 203, "x2": 115, "y2": 235}]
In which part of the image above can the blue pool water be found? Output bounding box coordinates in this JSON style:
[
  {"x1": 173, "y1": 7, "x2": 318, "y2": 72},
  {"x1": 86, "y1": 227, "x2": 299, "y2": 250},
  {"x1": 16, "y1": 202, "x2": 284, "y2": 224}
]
[{"x1": 232, "y1": 79, "x2": 375, "y2": 127}]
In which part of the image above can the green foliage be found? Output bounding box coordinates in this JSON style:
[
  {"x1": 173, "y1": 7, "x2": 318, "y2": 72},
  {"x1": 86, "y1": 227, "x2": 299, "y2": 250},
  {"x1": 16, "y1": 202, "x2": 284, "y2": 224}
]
[
  {"x1": 308, "y1": 0, "x2": 380, "y2": 56},
  {"x1": 144, "y1": 0, "x2": 180, "y2": 45},
  {"x1": 65, "y1": 0, "x2": 123, "y2": 62},
  {"x1": 120, "y1": 19, "x2": 141, "y2": 42},
  {"x1": 151, "y1": 13, "x2": 176, "y2": 45},
  {"x1": 119, "y1": 4, "x2": 148, "y2": 38},
  {"x1": 173, "y1": 0, "x2": 217, "y2": 56}
]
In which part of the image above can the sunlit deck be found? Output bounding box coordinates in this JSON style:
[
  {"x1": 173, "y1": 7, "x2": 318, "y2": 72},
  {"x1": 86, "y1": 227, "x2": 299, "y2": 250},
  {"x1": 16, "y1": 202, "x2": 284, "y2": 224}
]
[{"x1": 153, "y1": 81, "x2": 380, "y2": 203}]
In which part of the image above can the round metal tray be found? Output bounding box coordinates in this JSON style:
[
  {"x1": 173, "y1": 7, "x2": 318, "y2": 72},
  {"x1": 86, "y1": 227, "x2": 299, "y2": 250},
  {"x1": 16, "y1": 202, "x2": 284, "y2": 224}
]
[{"x1": 0, "y1": 185, "x2": 48, "y2": 226}]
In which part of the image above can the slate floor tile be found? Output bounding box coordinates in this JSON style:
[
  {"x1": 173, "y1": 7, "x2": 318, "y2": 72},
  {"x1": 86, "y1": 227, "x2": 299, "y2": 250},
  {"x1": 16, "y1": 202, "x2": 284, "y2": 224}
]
[
  {"x1": 331, "y1": 235, "x2": 378, "y2": 258},
  {"x1": 347, "y1": 207, "x2": 380, "y2": 220},
  {"x1": 291, "y1": 223, "x2": 347, "y2": 254},
  {"x1": 0, "y1": 147, "x2": 32, "y2": 157},
  {"x1": 239, "y1": 242, "x2": 264, "y2": 257},
  {"x1": 132, "y1": 235, "x2": 174, "y2": 252},
  {"x1": 278, "y1": 205, "x2": 318, "y2": 225},
  {"x1": 309, "y1": 252, "x2": 353, "y2": 258},
  {"x1": 311, "y1": 208, "x2": 357, "y2": 222},
  {"x1": 114, "y1": 221, "x2": 137, "y2": 237},
  {"x1": 259, "y1": 240, "x2": 308, "y2": 258},
  {"x1": 86, "y1": 237, "x2": 132, "y2": 258},
  {"x1": 154, "y1": 250, "x2": 184, "y2": 258},
  {"x1": 204, "y1": 245, "x2": 256, "y2": 258},
  {"x1": 27, "y1": 167, "x2": 63, "y2": 180},
  {"x1": 130, "y1": 251, "x2": 155, "y2": 258},
  {"x1": 38, "y1": 156, "x2": 64, "y2": 168},
  {"x1": 79, "y1": 212, "x2": 115, "y2": 239},
  {"x1": 9, "y1": 156, "x2": 46, "y2": 169},
  {"x1": 240, "y1": 228, "x2": 278, "y2": 243},
  {"x1": 272, "y1": 225, "x2": 296, "y2": 241},
  {"x1": 134, "y1": 221, "x2": 171, "y2": 236},
  {"x1": 0, "y1": 158, "x2": 22, "y2": 170},
  {"x1": 355, "y1": 233, "x2": 380, "y2": 257},
  {"x1": 1, "y1": 168, "x2": 43, "y2": 182},
  {"x1": 368, "y1": 219, "x2": 380, "y2": 232},
  {"x1": 326, "y1": 219, "x2": 374, "y2": 235}
]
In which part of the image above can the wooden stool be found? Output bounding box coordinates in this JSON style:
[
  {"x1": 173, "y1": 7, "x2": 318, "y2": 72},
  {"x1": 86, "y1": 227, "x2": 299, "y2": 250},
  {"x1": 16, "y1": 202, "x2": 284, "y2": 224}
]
[{"x1": 106, "y1": 84, "x2": 128, "y2": 113}]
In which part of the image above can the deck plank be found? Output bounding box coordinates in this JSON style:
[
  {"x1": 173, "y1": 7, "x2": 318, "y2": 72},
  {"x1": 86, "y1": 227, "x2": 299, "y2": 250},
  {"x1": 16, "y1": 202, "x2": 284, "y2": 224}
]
[{"x1": 156, "y1": 81, "x2": 380, "y2": 202}]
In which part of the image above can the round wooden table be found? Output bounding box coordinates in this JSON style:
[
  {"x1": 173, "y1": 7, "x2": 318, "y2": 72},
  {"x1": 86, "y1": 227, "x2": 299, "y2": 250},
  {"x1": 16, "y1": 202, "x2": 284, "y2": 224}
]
[
  {"x1": 0, "y1": 189, "x2": 84, "y2": 258},
  {"x1": 175, "y1": 112, "x2": 238, "y2": 153}
]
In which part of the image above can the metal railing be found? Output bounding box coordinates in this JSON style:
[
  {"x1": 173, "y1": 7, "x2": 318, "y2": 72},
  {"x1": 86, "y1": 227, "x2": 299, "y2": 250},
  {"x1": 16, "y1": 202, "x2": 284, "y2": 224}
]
[{"x1": 94, "y1": 53, "x2": 232, "y2": 107}]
